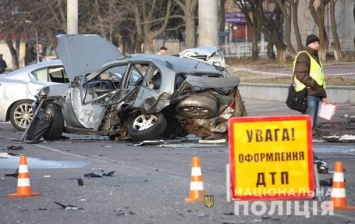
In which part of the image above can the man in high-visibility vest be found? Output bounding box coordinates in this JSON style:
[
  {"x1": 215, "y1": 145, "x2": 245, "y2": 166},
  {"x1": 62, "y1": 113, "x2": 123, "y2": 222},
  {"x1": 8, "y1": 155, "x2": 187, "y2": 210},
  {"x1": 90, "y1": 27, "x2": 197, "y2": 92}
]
[{"x1": 293, "y1": 34, "x2": 328, "y2": 130}]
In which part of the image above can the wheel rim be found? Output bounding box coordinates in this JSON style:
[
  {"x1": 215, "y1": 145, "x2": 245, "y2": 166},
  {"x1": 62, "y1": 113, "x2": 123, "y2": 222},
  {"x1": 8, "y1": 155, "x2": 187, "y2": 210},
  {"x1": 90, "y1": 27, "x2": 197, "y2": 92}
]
[
  {"x1": 132, "y1": 114, "x2": 157, "y2": 131},
  {"x1": 181, "y1": 106, "x2": 209, "y2": 116},
  {"x1": 14, "y1": 103, "x2": 33, "y2": 129}
]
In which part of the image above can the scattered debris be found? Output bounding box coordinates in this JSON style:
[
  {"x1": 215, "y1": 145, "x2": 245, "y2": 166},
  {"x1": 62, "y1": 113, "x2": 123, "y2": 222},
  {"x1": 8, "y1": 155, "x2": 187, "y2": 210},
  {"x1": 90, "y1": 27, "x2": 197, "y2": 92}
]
[
  {"x1": 342, "y1": 114, "x2": 355, "y2": 123},
  {"x1": 134, "y1": 140, "x2": 165, "y2": 146},
  {"x1": 320, "y1": 177, "x2": 346, "y2": 186},
  {"x1": 67, "y1": 177, "x2": 84, "y2": 186},
  {"x1": 7, "y1": 145, "x2": 23, "y2": 150},
  {"x1": 320, "y1": 178, "x2": 333, "y2": 187},
  {"x1": 54, "y1": 202, "x2": 84, "y2": 210},
  {"x1": 344, "y1": 149, "x2": 355, "y2": 155},
  {"x1": 5, "y1": 169, "x2": 19, "y2": 177},
  {"x1": 0, "y1": 152, "x2": 12, "y2": 158},
  {"x1": 36, "y1": 208, "x2": 47, "y2": 211},
  {"x1": 314, "y1": 158, "x2": 329, "y2": 174},
  {"x1": 8, "y1": 152, "x2": 20, "y2": 156},
  {"x1": 322, "y1": 134, "x2": 355, "y2": 143},
  {"x1": 114, "y1": 207, "x2": 136, "y2": 216},
  {"x1": 84, "y1": 170, "x2": 115, "y2": 178},
  {"x1": 198, "y1": 139, "x2": 226, "y2": 144}
]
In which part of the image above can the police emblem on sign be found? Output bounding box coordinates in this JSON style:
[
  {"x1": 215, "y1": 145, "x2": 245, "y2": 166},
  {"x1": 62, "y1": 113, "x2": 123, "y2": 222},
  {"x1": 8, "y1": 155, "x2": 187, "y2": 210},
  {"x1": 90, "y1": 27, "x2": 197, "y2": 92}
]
[{"x1": 204, "y1": 195, "x2": 214, "y2": 208}]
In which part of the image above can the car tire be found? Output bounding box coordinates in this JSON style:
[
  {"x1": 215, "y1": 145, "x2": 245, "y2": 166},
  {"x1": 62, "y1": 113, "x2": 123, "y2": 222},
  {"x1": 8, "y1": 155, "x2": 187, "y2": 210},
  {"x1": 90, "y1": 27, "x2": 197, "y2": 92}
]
[
  {"x1": 128, "y1": 113, "x2": 167, "y2": 142},
  {"x1": 176, "y1": 94, "x2": 217, "y2": 119},
  {"x1": 43, "y1": 103, "x2": 64, "y2": 140},
  {"x1": 9, "y1": 100, "x2": 33, "y2": 131}
]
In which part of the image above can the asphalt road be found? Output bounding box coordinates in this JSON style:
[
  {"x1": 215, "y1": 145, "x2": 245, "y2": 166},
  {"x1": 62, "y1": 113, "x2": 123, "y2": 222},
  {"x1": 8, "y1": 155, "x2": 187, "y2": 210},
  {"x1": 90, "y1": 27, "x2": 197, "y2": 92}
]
[{"x1": 0, "y1": 99, "x2": 354, "y2": 224}]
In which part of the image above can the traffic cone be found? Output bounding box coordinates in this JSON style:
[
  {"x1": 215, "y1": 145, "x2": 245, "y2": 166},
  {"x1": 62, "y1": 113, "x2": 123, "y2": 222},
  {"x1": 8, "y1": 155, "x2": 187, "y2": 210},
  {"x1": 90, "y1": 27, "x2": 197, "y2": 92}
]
[
  {"x1": 330, "y1": 161, "x2": 355, "y2": 210},
  {"x1": 185, "y1": 156, "x2": 204, "y2": 202},
  {"x1": 8, "y1": 155, "x2": 40, "y2": 198}
]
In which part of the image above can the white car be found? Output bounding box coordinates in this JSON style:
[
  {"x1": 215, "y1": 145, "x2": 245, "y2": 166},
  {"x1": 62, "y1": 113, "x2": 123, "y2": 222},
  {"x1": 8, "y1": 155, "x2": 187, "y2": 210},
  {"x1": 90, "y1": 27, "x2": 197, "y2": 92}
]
[{"x1": 0, "y1": 59, "x2": 69, "y2": 131}]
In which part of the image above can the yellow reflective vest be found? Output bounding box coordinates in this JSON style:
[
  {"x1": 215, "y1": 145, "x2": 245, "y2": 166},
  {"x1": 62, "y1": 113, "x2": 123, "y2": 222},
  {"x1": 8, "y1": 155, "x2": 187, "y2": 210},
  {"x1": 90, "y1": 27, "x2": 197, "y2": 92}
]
[{"x1": 292, "y1": 51, "x2": 326, "y2": 91}]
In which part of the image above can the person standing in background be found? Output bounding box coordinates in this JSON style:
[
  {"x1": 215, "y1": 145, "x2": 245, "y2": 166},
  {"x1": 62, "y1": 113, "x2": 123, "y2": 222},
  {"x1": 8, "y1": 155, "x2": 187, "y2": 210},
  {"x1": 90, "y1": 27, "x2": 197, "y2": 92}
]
[
  {"x1": 157, "y1": 46, "x2": 168, "y2": 55},
  {"x1": 0, "y1": 54, "x2": 7, "y2": 73},
  {"x1": 292, "y1": 34, "x2": 328, "y2": 130}
]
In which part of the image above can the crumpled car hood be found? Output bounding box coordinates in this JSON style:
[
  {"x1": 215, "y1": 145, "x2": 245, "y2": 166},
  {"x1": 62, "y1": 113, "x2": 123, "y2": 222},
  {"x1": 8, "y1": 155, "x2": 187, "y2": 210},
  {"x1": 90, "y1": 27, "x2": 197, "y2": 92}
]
[
  {"x1": 56, "y1": 34, "x2": 123, "y2": 80},
  {"x1": 179, "y1": 46, "x2": 226, "y2": 68},
  {"x1": 180, "y1": 46, "x2": 220, "y2": 57}
]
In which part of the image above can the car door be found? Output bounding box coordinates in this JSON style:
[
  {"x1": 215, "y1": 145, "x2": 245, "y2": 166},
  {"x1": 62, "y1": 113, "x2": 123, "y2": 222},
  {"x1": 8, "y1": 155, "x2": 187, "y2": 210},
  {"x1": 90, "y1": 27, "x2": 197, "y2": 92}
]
[
  {"x1": 127, "y1": 62, "x2": 165, "y2": 112},
  {"x1": 70, "y1": 63, "x2": 127, "y2": 130}
]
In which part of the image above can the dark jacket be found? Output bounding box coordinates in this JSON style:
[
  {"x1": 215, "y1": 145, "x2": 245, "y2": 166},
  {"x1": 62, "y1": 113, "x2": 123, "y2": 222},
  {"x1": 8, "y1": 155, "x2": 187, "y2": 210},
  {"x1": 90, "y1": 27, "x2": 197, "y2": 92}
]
[
  {"x1": 293, "y1": 47, "x2": 327, "y2": 98},
  {"x1": 0, "y1": 58, "x2": 7, "y2": 73}
]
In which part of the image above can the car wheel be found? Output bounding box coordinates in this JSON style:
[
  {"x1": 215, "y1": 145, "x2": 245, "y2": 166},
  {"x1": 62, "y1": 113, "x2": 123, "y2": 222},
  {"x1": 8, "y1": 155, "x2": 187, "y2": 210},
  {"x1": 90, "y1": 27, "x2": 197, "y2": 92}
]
[
  {"x1": 9, "y1": 100, "x2": 33, "y2": 131},
  {"x1": 43, "y1": 103, "x2": 64, "y2": 140},
  {"x1": 128, "y1": 113, "x2": 167, "y2": 142},
  {"x1": 176, "y1": 94, "x2": 217, "y2": 119}
]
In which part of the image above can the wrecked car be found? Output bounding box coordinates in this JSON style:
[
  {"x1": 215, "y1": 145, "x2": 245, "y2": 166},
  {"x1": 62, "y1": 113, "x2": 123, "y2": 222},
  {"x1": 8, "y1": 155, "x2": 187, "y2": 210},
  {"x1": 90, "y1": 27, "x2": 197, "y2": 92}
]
[
  {"x1": 24, "y1": 34, "x2": 247, "y2": 142},
  {"x1": 178, "y1": 46, "x2": 228, "y2": 76}
]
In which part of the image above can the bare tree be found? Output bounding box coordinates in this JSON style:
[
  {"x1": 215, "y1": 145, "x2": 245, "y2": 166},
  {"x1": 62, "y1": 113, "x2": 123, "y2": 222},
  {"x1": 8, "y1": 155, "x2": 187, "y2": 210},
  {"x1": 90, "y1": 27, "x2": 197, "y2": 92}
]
[
  {"x1": 233, "y1": 0, "x2": 260, "y2": 60},
  {"x1": 308, "y1": 0, "x2": 329, "y2": 62},
  {"x1": 0, "y1": 0, "x2": 34, "y2": 69},
  {"x1": 128, "y1": 0, "x2": 173, "y2": 53},
  {"x1": 276, "y1": 0, "x2": 301, "y2": 57},
  {"x1": 329, "y1": 0, "x2": 342, "y2": 61},
  {"x1": 79, "y1": 0, "x2": 127, "y2": 44},
  {"x1": 174, "y1": 0, "x2": 198, "y2": 48}
]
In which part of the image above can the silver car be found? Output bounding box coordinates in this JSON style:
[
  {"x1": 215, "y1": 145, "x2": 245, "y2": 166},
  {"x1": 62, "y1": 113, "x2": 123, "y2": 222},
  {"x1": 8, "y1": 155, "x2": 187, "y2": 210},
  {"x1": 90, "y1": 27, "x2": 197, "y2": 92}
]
[
  {"x1": 24, "y1": 34, "x2": 246, "y2": 142},
  {"x1": 0, "y1": 59, "x2": 68, "y2": 131}
]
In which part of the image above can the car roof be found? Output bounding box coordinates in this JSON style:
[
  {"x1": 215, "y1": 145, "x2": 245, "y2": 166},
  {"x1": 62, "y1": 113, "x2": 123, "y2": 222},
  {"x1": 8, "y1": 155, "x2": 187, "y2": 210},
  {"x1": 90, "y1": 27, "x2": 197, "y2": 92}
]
[
  {"x1": 6, "y1": 59, "x2": 63, "y2": 76},
  {"x1": 129, "y1": 54, "x2": 224, "y2": 75}
]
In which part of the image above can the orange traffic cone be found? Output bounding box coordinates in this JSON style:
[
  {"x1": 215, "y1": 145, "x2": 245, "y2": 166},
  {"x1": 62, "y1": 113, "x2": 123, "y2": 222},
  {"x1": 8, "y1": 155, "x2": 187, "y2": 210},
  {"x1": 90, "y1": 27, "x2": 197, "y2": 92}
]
[
  {"x1": 185, "y1": 156, "x2": 204, "y2": 202},
  {"x1": 8, "y1": 155, "x2": 40, "y2": 198},
  {"x1": 330, "y1": 161, "x2": 355, "y2": 210}
]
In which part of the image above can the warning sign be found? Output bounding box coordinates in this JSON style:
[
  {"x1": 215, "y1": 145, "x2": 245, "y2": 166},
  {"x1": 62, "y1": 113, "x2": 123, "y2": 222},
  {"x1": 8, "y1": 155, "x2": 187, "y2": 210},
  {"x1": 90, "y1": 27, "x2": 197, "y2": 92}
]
[{"x1": 228, "y1": 115, "x2": 315, "y2": 200}]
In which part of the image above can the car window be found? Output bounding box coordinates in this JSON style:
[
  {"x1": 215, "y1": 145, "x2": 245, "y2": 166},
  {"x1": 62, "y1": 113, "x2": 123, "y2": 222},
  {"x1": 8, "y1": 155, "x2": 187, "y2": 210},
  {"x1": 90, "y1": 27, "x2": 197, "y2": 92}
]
[
  {"x1": 143, "y1": 65, "x2": 162, "y2": 91},
  {"x1": 49, "y1": 67, "x2": 69, "y2": 83},
  {"x1": 32, "y1": 66, "x2": 68, "y2": 83},
  {"x1": 32, "y1": 67, "x2": 49, "y2": 82},
  {"x1": 128, "y1": 65, "x2": 144, "y2": 87}
]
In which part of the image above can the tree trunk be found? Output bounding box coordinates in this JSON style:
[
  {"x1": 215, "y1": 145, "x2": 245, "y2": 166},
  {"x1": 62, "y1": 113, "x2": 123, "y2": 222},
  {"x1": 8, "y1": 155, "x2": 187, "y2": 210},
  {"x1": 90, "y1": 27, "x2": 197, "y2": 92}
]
[
  {"x1": 273, "y1": 28, "x2": 287, "y2": 63},
  {"x1": 330, "y1": 0, "x2": 342, "y2": 61},
  {"x1": 291, "y1": 0, "x2": 303, "y2": 51},
  {"x1": 185, "y1": 14, "x2": 196, "y2": 48},
  {"x1": 275, "y1": 43, "x2": 287, "y2": 63},
  {"x1": 276, "y1": 0, "x2": 296, "y2": 57},
  {"x1": 5, "y1": 36, "x2": 19, "y2": 70},
  {"x1": 318, "y1": 2, "x2": 327, "y2": 62},
  {"x1": 143, "y1": 33, "x2": 155, "y2": 53},
  {"x1": 266, "y1": 41, "x2": 276, "y2": 60},
  {"x1": 309, "y1": 0, "x2": 328, "y2": 62},
  {"x1": 251, "y1": 25, "x2": 259, "y2": 60}
]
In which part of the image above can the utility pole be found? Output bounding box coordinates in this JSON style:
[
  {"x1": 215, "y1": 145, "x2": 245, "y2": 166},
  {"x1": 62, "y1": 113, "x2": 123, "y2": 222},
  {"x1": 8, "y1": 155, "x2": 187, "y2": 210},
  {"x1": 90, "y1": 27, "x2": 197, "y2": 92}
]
[
  {"x1": 198, "y1": 0, "x2": 218, "y2": 46},
  {"x1": 67, "y1": 0, "x2": 78, "y2": 34}
]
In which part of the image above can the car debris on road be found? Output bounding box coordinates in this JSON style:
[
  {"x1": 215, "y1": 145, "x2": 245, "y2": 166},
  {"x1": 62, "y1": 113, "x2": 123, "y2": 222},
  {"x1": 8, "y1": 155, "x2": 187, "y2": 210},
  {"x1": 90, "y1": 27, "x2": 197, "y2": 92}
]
[
  {"x1": 54, "y1": 201, "x2": 84, "y2": 211},
  {"x1": 84, "y1": 170, "x2": 115, "y2": 178}
]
